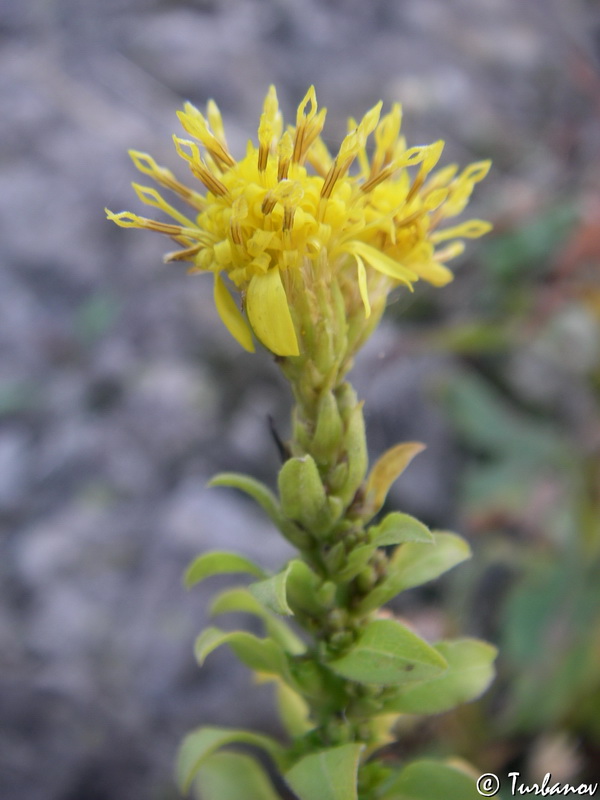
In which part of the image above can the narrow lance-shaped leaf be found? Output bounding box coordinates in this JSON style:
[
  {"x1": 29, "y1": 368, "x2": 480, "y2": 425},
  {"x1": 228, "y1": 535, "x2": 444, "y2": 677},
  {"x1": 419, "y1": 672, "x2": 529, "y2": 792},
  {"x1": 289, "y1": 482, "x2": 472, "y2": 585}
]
[
  {"x1": 363, "y1": 441, "x2": 426, "y2": 518},
  {"x1": 208, "y1": 472, "x2": 308, "y2": 547},
  {"x1": 209, "y1": 587, "x2": 305, "y2": 654},
  {"x1": 285, "y1": 743, "x2": 364, "y2": 800},
  {"x1": 176, "y1": 726, "x2": 287, "y2": 794},
  {"x1": 184, "y1": 551, "x2": 265, "y2": 589},
  {"x1": 329, "y1": 618, "x2": 447, "y2": 686},
  {"x1": 194, "y1": 626, "x2": 292, "y2": 683}
]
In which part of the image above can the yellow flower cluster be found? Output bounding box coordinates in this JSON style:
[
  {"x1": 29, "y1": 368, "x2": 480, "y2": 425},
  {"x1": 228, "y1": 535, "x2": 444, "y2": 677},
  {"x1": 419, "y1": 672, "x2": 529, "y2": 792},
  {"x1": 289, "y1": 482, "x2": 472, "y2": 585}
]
[{"x1": 107, "y1": 86, "x2": 491, "y2": 356}]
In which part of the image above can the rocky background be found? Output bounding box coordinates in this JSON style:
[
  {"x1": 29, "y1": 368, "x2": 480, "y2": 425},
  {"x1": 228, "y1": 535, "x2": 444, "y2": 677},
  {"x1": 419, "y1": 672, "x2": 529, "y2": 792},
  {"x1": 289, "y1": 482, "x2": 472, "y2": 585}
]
[{"x1": 1, "y1": 1, "x2": 599, "y2": 798}]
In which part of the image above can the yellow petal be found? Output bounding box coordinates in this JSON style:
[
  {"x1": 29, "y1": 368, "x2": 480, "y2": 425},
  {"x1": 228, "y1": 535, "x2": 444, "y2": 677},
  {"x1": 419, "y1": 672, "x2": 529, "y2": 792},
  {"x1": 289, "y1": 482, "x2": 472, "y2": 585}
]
[
  {"x1": 356, "y1": 256, "x2": 371, "y2": 317},
  {"x1": 431, "y1": 219, "x2": 493, "y2": 243},
  {"x1": 213, "y1": 273, "x2": 255, "y2": 352},
  {"x1": 412, "y1": 260, "x2": 454, "y2": 287},
  {"x1": 344, "y1": 241, "x2": 418, "y2": 286},
  {"x1": 246, "y1": 270, "x2": 299, "y2": 357}
]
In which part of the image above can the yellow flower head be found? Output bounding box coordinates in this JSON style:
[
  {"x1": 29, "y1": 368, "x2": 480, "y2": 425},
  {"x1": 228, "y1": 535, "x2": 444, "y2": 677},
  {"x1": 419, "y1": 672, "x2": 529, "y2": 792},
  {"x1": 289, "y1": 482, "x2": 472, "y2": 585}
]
[{"x1": 107, "y1": 86, "x2": 491, "y2": 357}]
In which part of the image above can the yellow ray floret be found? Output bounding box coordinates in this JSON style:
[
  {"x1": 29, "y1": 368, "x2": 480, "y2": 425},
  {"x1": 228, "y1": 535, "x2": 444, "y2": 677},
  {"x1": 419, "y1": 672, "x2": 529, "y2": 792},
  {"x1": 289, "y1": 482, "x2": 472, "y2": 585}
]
[{"x1": 107, "y1": 85, "x2": 492, "y2": 356}]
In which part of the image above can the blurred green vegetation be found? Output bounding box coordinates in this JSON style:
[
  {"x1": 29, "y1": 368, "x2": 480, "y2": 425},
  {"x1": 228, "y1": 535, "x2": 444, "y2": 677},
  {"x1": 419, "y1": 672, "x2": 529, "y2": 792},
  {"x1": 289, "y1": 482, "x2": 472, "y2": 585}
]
[{"x1": 411, "y1": 198, "x2": 600, "y2": 780}]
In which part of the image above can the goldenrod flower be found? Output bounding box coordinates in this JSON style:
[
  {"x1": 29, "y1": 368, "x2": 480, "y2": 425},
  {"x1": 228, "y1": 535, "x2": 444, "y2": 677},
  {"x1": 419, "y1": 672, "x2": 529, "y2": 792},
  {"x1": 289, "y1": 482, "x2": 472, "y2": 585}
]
[{"x1": 107, "y1": 86, "x2": 491, "y2": 357}]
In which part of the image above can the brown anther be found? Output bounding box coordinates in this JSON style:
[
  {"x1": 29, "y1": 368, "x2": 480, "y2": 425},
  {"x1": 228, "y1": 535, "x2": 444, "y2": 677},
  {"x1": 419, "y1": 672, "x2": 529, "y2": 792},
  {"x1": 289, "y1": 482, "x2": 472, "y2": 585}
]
[
  {"x1": 143, "y1": 220, "x2": 187, "y2": 236},
  {"x1": 277, "y1": 155, "x2": 290, "y2": 181},
  {"x1": 394, "y1": 209, "x2": 423, "y2": 229},
  {"x1": 207, "y1": 142, "x2": 236, "y2": 171},
  {"x1": 191, "y1": 160, "x2": 228, "y2": 197},
  {"x1": 406, "y1": 169, "x2": 426, "y2": 203},
  {"x1": 163, "y1": 243, "x2": 204, "y2": 262},
  {"x1": 361, "y1": 164, "x2": 395, "y2": 194},
  {"x1": 320, "y1": 164, "x2": 340, "y2": 200},
  {"x1": 292, "y1": 124, "x2": 306, "y2": 164},
  {"x1": 261, "y1": 193, "x2": 277, "y2": 215},
  {"x1": 230, "y1": 218, "x2": 244, "y2": 245},
  {"x1": 283, "y1": 205, "x2": 296, "y2": 232},
  {"x1": 258, "y1": 144, "x2": 270, "y2": 173}
]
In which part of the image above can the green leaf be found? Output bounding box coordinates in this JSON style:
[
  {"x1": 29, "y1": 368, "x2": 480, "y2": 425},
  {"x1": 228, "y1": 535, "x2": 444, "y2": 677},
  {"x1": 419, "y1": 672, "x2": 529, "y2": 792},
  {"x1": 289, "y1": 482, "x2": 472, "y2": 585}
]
[
  {"x1": 184, "y1": 551, "x2": 265, "y2": 589},
  {"x1": 209, "y1": 472, "x2": 308, "y2": 547},
  {"x1": 194, "y1": 751, "x2": 280, "y2": 800},
  {"x1": 278, "y1": 455, "x2": 330, "y2": 532},
  {"x1": 249, "y1": 563, "x2": 294, "y2": 616},
  {"x1": 209, "y1": 587, "x2": 305, "y2": 654},
  {"x1": 357, "y1": 532, "x2": 471, "y2": 614},
  {"x1": 209, "y1": 472, "x2": 281, "y2": 521},
  {"x1": 285, "y1": 743, "x2": 363, "y2": 800},
  {"x1": 379, "y1": 759, "x2": 482, "y2": 800},
  {"x1": 364, "y1": 442, "x2": 425, "y2": 517},
  {"x1": 176, "y1": 725, "x2": 286, "y2": 794},
  {"x1": 194, "y1": 626, "x2": 290, "y2": 679},
  {"x1": 329, "y1": 619, "x2": 447, "y2": 686},
  {"x1": 381, "y1": 638, "x2": 497, "y2": 714},
  {"x1": 369, "y1": 512, "x2": 433, "y2": 546}
]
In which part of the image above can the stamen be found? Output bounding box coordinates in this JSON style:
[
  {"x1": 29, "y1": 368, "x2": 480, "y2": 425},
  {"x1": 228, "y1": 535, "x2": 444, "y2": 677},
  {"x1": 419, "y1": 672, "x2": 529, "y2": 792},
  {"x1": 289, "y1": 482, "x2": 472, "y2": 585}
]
[
  {"x1": 257, "y1": 85, "x2": 281, "y2": 172},
  {"x1": 292, "y1": 86, "x2": 327, "y2": 164},
  {"x1": 283, "y1": 205, "x2": 296, "y2": 232},
  {"x1": 129, "y1": 151, "x2": 205, "y2": 210},
  {"x1": 177, "y1": 104, "x2": 236, "y2": 170},
  {"x1": 262, "y1": 192, "x2": 277, "y2": 215},
  {"x1": 277, "y1": 132, "x2": 293, "y2": 181},
  {"x1": 173, "y1": 137, "x2": 229, "y2": 196},
  {"x1": 132, "y1": 183, "x2": 196, "y2": 228}
]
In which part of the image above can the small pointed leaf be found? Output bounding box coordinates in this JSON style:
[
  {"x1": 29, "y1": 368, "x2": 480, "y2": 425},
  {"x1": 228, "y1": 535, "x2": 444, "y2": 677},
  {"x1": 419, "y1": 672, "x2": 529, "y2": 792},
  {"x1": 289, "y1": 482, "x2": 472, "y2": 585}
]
[
  {"x1": 194, "y1": 626, "x2": 290, "y2": 679},
  {"x1": 176, "y1": 725, "x2": 286, "y2": 794},
  {"x1": 184, "y1": 551, "x2": 265, "y2": 589},
  {"x1": 285, "y1": 743, "x2": 363, "y2": 800},
  {"x1": 329, "y1": 619, "x2": 447, "y2": 686},
  {"x1": 364, "y1": 442, "x2": 425, "y2": 517}
]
